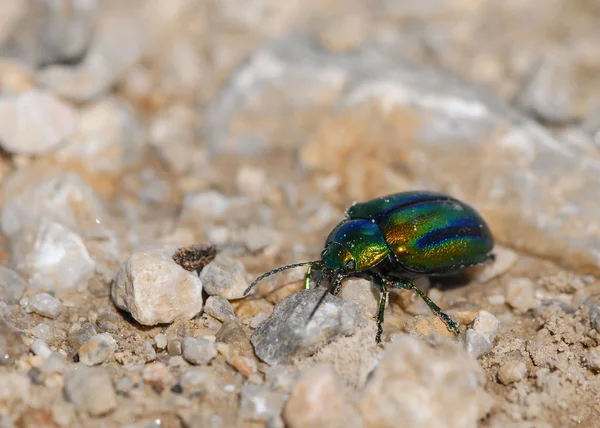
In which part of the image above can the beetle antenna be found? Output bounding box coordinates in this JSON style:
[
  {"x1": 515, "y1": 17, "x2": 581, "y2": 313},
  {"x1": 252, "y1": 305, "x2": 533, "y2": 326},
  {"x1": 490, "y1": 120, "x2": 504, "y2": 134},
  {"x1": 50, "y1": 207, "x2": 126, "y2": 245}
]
[
  {"x1": 244, "y1": 261, "x2": 321, "y2": 296},
  {"x1": 306, "y1": 272, "x2": 343, "y2": 324}
]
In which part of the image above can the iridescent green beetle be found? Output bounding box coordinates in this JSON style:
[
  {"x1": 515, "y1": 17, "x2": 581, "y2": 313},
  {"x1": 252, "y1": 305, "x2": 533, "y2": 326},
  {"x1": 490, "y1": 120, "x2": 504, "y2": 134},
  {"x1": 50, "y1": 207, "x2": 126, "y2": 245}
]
[{"x1": 244, "y1": 191, "x2": 495, "y2": 343}]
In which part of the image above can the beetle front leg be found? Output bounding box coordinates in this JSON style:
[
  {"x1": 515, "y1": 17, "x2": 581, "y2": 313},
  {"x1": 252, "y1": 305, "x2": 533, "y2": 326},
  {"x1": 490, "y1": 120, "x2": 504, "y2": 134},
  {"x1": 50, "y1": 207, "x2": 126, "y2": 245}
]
[
  {"x1": 304, "y1": 265, "x2": 312, "y2": 290},
  {"x1": 375, "y1": 282, "x2": 388, "y2": 344},
  {"x1": 382, "y1": 276, "x2": 460, "y2": 335}
]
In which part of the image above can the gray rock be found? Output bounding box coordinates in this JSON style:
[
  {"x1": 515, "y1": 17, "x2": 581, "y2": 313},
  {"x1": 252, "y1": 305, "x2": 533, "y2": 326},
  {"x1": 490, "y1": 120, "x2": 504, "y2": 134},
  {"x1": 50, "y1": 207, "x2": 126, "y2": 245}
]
[
  {"x1": 30, "y1": 339, "x2": 52, "y2": 359},
  {"x1": 216, "y1": 321, "x2": 253, "y2": 355},
  {"x1": 204, "y1": 296, "x2": 236, "y2": 323},
  {"x1": 111, "y1": 245, "x2": 203, "y2": 326},
  {"x1": 587, "y1": 347, "x2": 600, "y2": 371},
  {"x1": 251, "y1": 289, "x2": 364, "y2": 365},
  {"x1": 200, "y1": 254, "x2": 249, "y2": 300},
  {"x1": 517, "y1": 53, "x2": 575, "y2": 124},
  {"x1": 182, "y1": 337, "x2": 218, "y2": 365},
  {"x1": 79, "y1": 333, "x2": 117, "y2": 366},
  {"x1": 0, "y1": 90, "x2": 77, "y2": 155},
  {"x1": 179, "y1": 366, "x2": 221, "y2": 395},
  {"x1": 359, "y1": 334, "x2": 489, "y2": 427},
  {"x1": 11, "y1": 219, "x2": 96, "y2": 291},
  {"x1": 0, "y1": 266, "x2": 27, "y2": 304},
  {"x1": 465, "y1": 310, "x2": 500, "y2": 358},
  {"x1": 1, "y1": 171, "x2": 106, "y2": 237},
  {"x1": 142, "y1": 340, "x2": 156, "y2": 362},
  {"x1": 64, "y1": 364, "x2": 117, "y2": 417},
  {"x1": 68, "y1": 322, "x2": 98, "y2": 350},
  {"x1": 30, "y1": 323, "x2": 52, "y2": 341},
  {"x1": 167, "y1": 339, "x2": 183, "y2": 356},
  {"x1": 239, "y1": 384, "x2": 288, "y2": 424},
  {"x1": 56, "y1": 96, "x2": 143, "y2": 173},
  {"x1": 28, "y1": 293, "x2": 63, "y2": 319}
]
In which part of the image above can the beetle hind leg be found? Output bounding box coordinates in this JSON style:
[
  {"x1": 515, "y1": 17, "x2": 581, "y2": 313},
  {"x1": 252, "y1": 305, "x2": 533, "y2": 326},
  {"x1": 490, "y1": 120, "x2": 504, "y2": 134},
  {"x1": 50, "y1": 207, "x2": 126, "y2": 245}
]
[{"x1": 382, "y1": 276, "x2": 460, "y2": 335}]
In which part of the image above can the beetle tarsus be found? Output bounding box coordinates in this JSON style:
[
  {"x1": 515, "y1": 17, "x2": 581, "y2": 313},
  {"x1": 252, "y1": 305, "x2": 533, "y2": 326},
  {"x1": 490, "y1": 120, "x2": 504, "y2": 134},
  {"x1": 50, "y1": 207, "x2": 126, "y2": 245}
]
[{"x1": 375, "y1": 283, "x2": 388, "y2": 344}]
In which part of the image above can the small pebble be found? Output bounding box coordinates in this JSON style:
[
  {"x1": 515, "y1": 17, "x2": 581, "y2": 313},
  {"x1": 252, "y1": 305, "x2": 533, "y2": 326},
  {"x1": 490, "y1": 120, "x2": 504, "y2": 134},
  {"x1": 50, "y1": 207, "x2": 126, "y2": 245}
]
[
  {"x1": 78, "y1": 333, "x2": 117, "y2": 366},
  {"x1": 239, "y1": 384, "x2": 288, "y2": 423},
  {"x1": 68, "y1": 322, "x2": 97, "y2": 350},
  {"x1": 64, "y1": 364, "x2": 117, "y2": 417},
  {"x1": 487, "y1": 294, "x2": 506, "y2": 306},
  {"x1": 142, "y1": 341, "x2": 157, "y2": 362},
  {"x1": 28, "y1": 293, "x2": 63, "y2": 319},
  {"x1": 200, "y1": 254, "x2": 249, "y2": 300},
  {"x1": 182, "y1": 337, "x2": 218, "y2": 365},
  {"x1": 204, "y1": 296, "x2": 236, "y2": 322},
  {"x1": 180, "y1": 366, "x2": 221, "y2": 395},
  {"x1": 143, "y1": 362, "x2": 175, "y2": 392},
  {"x1": 587, "y1": 347, "x2": 600, "y2": 371},
  {"x1": 30, "y1": 340, "x2": 52, "y2": 360},
  {"x1": 497, "y1": 360, "x2": 528, "y2": 384},
  {"x1": 505, "y1": 278, "x2": 538, "y2": 312},
  {"x1": 0, "y1": 266, "x2": 27, "y2": 304},
  {"x1": 31, "y1": 324, "x2": 52, "y2": 341},
  {"x1": 465, "y1": 310, "x2": 500, "y2": 358},
  {"x1": 155, "y1": 334, "x2": 167, "y2": 350},
  {"x1": 167, "y1": 339, "x2": 183, "y2": 356}
]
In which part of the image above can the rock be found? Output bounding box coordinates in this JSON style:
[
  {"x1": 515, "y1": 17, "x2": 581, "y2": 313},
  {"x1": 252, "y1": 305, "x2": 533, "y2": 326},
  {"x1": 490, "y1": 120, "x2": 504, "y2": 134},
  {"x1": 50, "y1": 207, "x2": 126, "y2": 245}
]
[
  {"x1": 56, "y1": 97, "x2": 143, "y2": 173},
  {"x1": 31, "y1": 324, "x2": 52, "y2": 341},
  {"x1": 167, "y1": 339, "x2": 183, "y2": 356},
  {"x1": 64, "y1": 364, "x2": 117, "y2": 417},
  {"x1": 68, "y1": 322, "x2": 98, "y2": 350},
  {"x1": 249, "y1": 312, "x2": 269, "y2": 329},
  {"x1": 0, "y1": 90, "x2": 77, "y2": 155},
  {"x1": 182, "y1": 337, "x2": 218, "y2": 365},
  {"x1": 200, "y1": 254, "x2": 249, "y2": 300},
  {"x1": 0, "y1": 319, "x2": 25, "y2": 366},
  {"x1": 27, "y1": 293, "x2": 63, "y2": 319},
  {"x1": 11, "y1": 219, "x2": 96, "y2": 291},
  {"x1": 239, "y1": 384, "x2": 288, "y2": 424},
  {"x1": 588, "y1": 347, "x2": 600, "y2": 371},
  {"x1": 204, "y1": 296, "x2": 236, "y2": 323},
  {"x1": 180, "y1": 366, "x2": 222, "y2": 395},
  {"x1": 149, "y1": 104, "x2": 200, "y2": 174},
  {"x1": 283, "y1": 364, "x2": 356, "y2": 428},
  {"x1": 0, "y1": 372, "x2": 30, "y2": 407},
  {"x1": 1, "y1": 172, "x2": 106, "y2": 238},
  {"x1": 216, "y1": 321, "x2": 253, "y2": 355},
  {"x1": 517, "y1": 53, "x2": 575, "y2": 124},
  {"x1": 497, "y1": 360, "x2": 528, "y2": 384},
  {"x1": 340, "y1": 278, "x2": 379, "y2": 317},
  {"x1": 505, "y1": 278, "x2": 538, "y2": 312},
  {"x1": 0, "y1": 266, "x2": 27, "y2": 304},
  {"x1": 30, "y1": 339, "x2": 52, "y2": 360},
  {"x1": 465, "y1": 310, "x2": 500, "y2": 358},
  {"x1": 79, "y1": 333, "x2": 117, "y2": 366},
  {"x1": 142, "y1": 362, "x2": 175, "y2": 393},
  {"x1": 154, "y1": 334, "x2": 167, "y2": 350},
  {"x1": 359, "y1": 334, "x2": 489, "y2": 428},
  {"x1": 472, "y1": 245, "x2": 518, "y2": 283},
  {"x1": 111, "y1": 246, "x2": 203, "y2": 326},
  {"x1": 251, "y1": 289, "x2": 364, "y2": 365}
]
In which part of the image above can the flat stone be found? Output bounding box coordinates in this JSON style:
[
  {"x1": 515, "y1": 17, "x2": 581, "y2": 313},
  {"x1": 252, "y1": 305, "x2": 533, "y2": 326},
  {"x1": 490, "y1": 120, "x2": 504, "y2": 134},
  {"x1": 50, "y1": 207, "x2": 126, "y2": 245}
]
[
  {"x1": 79, "y1": 333, "x2": 118, "y2": 366},
  {"x1": 465, "y1": 310, "x2": 500, "y2": 358},
  {"x1": 200, "y1": 254, "x2": 249, "y2": 300},
  {"x1": 28, "y1": 293, "x2": 63, "y2": 319},
  {"x1": 251, "y1": 289, "x2": 364, "y2": 365},
  {"x1": 111, "y1": 245, "x2": 203, "y2": 326},
  {"x1": 204, "y1": 296, "x2": 236, "y2": 323},
  {"x1": 497, "y1": 360, "x2": 528, "y2": 384},
  {"x1": 64, "y1": 364, "x2": 117, "y2": 417},
  {"x1": 182, "y1": 337, "x2": 218, "y2": 365}
]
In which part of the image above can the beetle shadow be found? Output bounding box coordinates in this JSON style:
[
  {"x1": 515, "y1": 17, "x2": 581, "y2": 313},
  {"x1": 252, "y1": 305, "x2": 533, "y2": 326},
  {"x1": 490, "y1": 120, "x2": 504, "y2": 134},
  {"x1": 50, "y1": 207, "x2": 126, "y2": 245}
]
[{"x1": 428, "y1": 271, "x2": 474, "y2": 291}]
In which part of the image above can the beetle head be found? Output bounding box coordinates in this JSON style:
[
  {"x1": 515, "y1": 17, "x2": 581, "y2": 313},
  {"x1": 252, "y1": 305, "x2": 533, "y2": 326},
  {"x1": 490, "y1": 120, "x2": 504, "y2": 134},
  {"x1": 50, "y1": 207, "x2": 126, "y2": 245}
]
[{"x1": 321, "y1": 242, "x2": 356, "y2": 274}]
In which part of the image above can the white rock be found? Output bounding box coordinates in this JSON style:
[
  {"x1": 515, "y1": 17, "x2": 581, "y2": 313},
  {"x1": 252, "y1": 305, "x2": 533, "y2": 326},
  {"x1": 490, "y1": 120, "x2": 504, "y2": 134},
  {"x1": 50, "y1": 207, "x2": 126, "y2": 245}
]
[
  {"x1": 28, "y1": 293, "x2": 63, "y2": 319},
  {"x1": 204, "y1": 296, "x2": 236, "y2": 323},
  {"x1": 155, "y1": 334, "x2": 168, "y2": 350},
  {"x1": 182, "y1": 337, "x2": 218, "y2": 365},
  {"x1": 79, "y1": 333, "x2": 117, "y2": 366},
  {"x1": 505, "y1": 277, "x2": 538, "y2": 312},
  {"x1": 588, "y1": 347, "x2": 600, "y2": 371},
  {"x1": 31, "y1": 339, "x2": 52, "y2": 359},
  {"x1": 56, "y1": 97, "x2": 143, "y2": 172},
  {"x1": 111, "y1": 246, "x2": 204, "y2": 326},
  {"x1": 340, "y1": 278, "x2": 379, "y2": 317},
  {"x1": 200, "y1": 254, "x2": 249, "y2": 300},
  {"x1": 0, "y1": 90, "x2": 77, "y2": 155},
  {"x1": 465, "y1": 310, "x2": 500, "y2": 358},
  {"x1": 1, "y1": 172, "x2": 106, "y2": 237},
  {"x1": 11, "y1": 219, "x2": 96, "y2": 291},
  {"x1": 0, "y1": 266, "x2": 27, "y2": 304}
]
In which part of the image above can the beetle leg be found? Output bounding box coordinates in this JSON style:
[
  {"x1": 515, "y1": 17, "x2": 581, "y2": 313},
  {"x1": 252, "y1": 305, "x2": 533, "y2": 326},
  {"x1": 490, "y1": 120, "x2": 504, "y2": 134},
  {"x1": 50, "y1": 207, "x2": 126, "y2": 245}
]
[
  {"x1": 383, "y1": 276, "x2": 460, "y2": 335},
  {"x1": 376, "y1": 283, "x2": 388, "y2": 344},
  {"x1": 304, "y1": 265, "x2": 312, "y2": 290}
]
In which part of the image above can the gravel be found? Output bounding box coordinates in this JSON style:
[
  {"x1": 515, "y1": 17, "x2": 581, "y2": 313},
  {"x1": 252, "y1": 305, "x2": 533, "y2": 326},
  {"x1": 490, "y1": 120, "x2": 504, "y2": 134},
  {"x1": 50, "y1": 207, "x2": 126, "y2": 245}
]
[
  {"x1": 78, "y1": 333, "x2": 118, "y2": 366},
  {"x1": 27, "y1": 293, "x2": 63, "y2": 319},
  {"x1": 182, "y1": 337, "x2": 218, "y2": 365}
]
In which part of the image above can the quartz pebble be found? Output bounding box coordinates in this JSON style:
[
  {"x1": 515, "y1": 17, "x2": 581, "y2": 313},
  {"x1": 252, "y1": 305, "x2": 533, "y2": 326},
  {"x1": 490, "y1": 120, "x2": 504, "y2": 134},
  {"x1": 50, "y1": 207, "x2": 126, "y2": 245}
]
[
  {"x1": 111, "y1": 246, "x2": 203, "y2": 325},
  {"x1": 0, "y1": 266, "x2": 27, "y2": 304},
  {"x1": 200, "y1": 254, "x2": 249, "y2": 300},
  {"x1": 587, "y1": 347, "x2": 600, "y2": 371},
  {"x1": 465, "y1": 310, "x2": 500, "y2": 358},
  {"x1": 12, "y1": 219, "x2": 96, "y2": 291},
  {"x1": 359, "y1": 334, "x2": 489, "y2": 427},
  {"x1": 0, "y1": 90, "x2": 77, "y2": 155},
  {"x1": 78, "y1": 333, "x2": 118, "y2": 366},
  {"x1": 64, "y1": 364, "x2": 117, "y2": 417},
  {"x1": 239, "y1": 384, "x2": 288, "y2": 424},
  {"x1": 204, "y1": 296, "x2": 236, "y2": 323},
  {"x1": 505, "y1": 278, "x2": 538, "y2": 312},
  {"x1": 182, "y1": 337, "x2": 218, "y2": 365},
  {"x1": 497, "y1": 360, "x2": 528, "y2": 384},
  {"x1": 30, "y1": 339, "x2": 52, "y2": 359},
  {"x1": 155, "y1": 334, "x2": 167, "y2": 350},
  {"x1": 251, "y1": 289, "x2": 363, "y2": 365},
  {"x1": 28, "y1": 293, "x2": 63, "y2": 319}
]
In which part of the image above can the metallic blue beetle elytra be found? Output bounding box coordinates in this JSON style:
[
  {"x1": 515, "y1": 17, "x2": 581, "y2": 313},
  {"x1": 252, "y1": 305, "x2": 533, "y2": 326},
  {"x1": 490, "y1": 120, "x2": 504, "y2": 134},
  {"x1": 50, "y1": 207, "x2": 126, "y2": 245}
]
[{"x1": 244, "y1": 190, "x2": 495, "y2": 343}]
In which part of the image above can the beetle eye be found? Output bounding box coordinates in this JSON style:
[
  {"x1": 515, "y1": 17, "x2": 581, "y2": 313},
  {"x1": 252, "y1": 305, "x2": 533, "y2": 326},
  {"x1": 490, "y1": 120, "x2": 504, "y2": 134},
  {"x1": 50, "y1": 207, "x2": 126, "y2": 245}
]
[{"x1": 345, "y1": 260, "x2": 356, "y2": 271}]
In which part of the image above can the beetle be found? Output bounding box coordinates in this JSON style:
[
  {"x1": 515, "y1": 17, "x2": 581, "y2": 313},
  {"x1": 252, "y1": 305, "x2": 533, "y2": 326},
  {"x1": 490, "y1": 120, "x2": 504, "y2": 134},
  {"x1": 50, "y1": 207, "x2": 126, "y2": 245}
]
[{"x1": 244, "y1": 190, "x2": 495, "y2": 344}]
